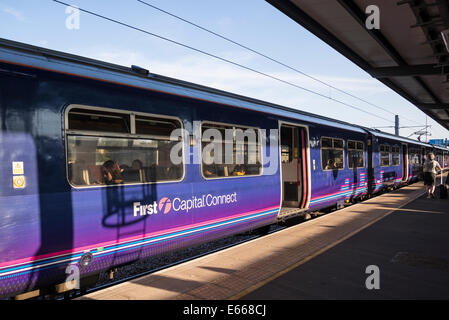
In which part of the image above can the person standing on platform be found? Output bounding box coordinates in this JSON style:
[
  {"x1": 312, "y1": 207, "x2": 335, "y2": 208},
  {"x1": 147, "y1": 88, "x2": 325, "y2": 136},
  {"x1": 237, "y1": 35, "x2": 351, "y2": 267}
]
[{"x1": 423, "y1": 153, "x2": 442, "y2": 199}]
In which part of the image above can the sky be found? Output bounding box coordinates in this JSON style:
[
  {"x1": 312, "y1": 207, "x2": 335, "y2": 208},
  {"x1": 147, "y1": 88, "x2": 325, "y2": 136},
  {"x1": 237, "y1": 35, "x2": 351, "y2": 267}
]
[{"x1": 0, "y1": 0, "x2": 448, "y2": 140}]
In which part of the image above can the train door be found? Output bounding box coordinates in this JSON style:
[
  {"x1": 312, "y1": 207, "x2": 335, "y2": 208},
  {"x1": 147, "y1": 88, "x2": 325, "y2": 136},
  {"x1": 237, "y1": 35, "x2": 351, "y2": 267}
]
[
  {"x1": 402, "y1": 144, "x2": 408, "y2": 182},
  {"x1": 367, "y1": 136, "x2": 374, "y2": 195},
  {"x1": 279, "y1": 124, "x2": 309, "y2": 218}
]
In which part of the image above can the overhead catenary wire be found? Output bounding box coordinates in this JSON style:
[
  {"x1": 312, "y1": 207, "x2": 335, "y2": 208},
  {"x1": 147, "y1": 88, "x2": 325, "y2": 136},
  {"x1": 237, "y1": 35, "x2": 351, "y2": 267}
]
[
  {"x1": 52, "y1": 0, "x2": 394, "y2": 124},
  {"x1": 136, "y1": 0, "x2": 424, "y2": 127}
]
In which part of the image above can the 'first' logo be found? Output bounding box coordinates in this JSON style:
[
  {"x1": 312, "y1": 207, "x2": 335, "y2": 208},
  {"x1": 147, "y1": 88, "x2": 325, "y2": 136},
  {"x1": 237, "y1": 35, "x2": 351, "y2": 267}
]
[
  {"x1": 133, "y1": 201, "x2": 158, "y2": 216},
  {"x1": 158, "y1": 197, "x2": 172, "y2": 214}
]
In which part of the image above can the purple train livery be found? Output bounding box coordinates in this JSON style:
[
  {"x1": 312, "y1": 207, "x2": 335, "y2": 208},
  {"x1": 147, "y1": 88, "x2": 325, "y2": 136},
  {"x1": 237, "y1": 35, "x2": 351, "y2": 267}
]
[{"x1": 0, "y1": 39, "x2": 447, "y2": 299}]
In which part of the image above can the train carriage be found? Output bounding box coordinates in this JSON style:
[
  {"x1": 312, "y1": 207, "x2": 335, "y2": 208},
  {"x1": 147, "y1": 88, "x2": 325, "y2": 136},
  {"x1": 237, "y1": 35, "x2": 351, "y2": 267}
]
[
  {"x1": 366, "y1": 130, "x2": 430, "y2": 193},
  {"x1": 433, "y1": 145, "x2": 449, "y2": 170},
  {"x1": 0, "y1": 38, "x2": 440, "y2": 299}
]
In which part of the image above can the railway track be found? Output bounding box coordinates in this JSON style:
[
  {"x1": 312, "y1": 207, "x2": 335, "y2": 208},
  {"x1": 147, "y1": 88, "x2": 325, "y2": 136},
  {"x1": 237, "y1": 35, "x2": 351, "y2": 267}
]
[{"x1": 57, "y1": 223, "x2": 287, "y2": 300}]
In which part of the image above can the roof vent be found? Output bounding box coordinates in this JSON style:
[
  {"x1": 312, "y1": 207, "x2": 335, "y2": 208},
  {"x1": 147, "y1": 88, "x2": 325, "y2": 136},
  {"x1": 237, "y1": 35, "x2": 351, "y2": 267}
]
[{"x1": 131, "y1": 65, "x2": 149, "y2": 76}]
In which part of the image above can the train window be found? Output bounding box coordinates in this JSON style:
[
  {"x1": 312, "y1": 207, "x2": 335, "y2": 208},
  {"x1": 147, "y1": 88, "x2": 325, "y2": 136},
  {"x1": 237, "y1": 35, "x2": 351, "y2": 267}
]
[
  {"x1": 348, "y1": 140, "x2": 364, "y2": 168},
  {"x1": 135, "y1": 116, "x2": 180, "y2": 137},
  {"x1": 66, "y1": 106, "x2": 183, "y2": 187},
  {"x1": 333, "y1": 139, "x2": 344, "y2": 149},
  {"x1": 201, "y1": 122, "x2": 261, "y2": 178},
  {"x1": 321, "y1": 137, "x2": 344, "y2": 170},
  {"x1": 391, "y1": 146, "x2": 400, "y2": 166},
  {"x1": 281, "y1": 126, "x2": 293, "y2": 163},
  {"x1": 68, "y1": 108, "x2": 130, "y2": 133},
  {"x1": 379, "y1": 144, "x2": 390, "y2": 167},
  {"x1": 321, "y1": 137, "x2": 333, "y2": 148},
  {"x1": 409, "y1": 148, "x2": 420, "y2": 165},
  {"x1": 437, "y1": 152, "x2": 443, "y2": 163}
]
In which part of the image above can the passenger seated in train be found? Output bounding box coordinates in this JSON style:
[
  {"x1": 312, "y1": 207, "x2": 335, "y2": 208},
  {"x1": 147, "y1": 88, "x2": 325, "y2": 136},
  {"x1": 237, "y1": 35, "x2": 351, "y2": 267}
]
[
  {"x1": 203, "y1": 164, "x2": 217, "y2": 177},
  {"x1": 325, "y1": 159, "x2": 336, "y2": 170},
  {"x1": 132, "y1": 159, "x2": 143, "y2": 170},
  {"x1": 71, "y1": 160, "x2": 88, "y2": 185},
  {"x1": 232, "y1": 164, "x2": 246, "y2": 176},
  {"x1": 125, "y1": 159, "x2": 144, "y2": 182},
  {"x1": 102, "y1": 160, "x2": 123, "y2": 184},
  {"x1": 121, "y1": 161, "x2": 142, "y2": 183}
]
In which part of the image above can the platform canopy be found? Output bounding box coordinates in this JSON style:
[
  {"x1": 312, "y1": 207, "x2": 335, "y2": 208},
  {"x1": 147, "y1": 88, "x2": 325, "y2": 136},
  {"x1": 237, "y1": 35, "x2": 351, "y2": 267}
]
[{"x1": 267, "y1": 0, "x2": 449, "y2": 131}]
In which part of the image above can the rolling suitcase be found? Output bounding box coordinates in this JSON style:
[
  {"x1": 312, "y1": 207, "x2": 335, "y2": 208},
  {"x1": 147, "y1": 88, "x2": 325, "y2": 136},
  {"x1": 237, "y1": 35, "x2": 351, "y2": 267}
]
[{"x1": 439, "y1": 175, "x2": 448, "y2": 199}]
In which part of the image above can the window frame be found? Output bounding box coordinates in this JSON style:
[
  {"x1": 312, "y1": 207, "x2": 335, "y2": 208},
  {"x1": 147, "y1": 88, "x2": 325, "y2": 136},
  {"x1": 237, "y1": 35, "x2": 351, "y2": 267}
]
[
  {"x1": 347, "y1": 139, "x2": 365, "y2": 169},
  {"x1": 379, "y1": 144, "x2": 391, "y2": 167},
  {"x1": 391, "y1": 145, "x2": 401, "y2": 166},
  {"x1": 64, "y1": 104, "x2": 186, "y2": 189},
  {"x1": 320, "y1": 136, "x2": 345, "y2": 171},
  {"x1": 200, "y1": 120, "x2": 263, "y2": 180},
  {"x1": 409, "y1": 148, "x2": 420, "y2": 166}
]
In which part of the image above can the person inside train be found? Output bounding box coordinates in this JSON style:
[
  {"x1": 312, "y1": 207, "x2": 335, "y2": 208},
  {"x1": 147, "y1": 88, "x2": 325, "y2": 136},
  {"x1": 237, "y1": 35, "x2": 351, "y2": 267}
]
[
  {"x1": 71, "y1": 159, "x2": 87, "y2": 186},
  {"x1": 423, "y1": 153, "x2": 442, "y2": 199},
  {"x1": 102, "y1": 160, "x2": 124, "y2": 184},
  {"x1": 232, "y1": 164, "x2": 246, "y2": 176},
  {"x1": 119, "y1": 160, "x2": 143, "y2": 182},
  {"x1": 131, "y1": 159, "x2": 143, "y2": 170},
  {"x1": 203, "y1": 164, "x2": 217, "y2": 177},
  {"x1": 325, "y1": 159, "x2": 335, "y2": 170}
]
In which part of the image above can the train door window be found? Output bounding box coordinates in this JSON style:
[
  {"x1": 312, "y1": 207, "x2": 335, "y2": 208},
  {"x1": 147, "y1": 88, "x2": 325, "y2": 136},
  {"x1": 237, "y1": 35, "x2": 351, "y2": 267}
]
[
  {"x1": 281, "y1": 126, "x2": 293, "y2": 163},
  {"x1": 321, "y1": 137, "x2": 344, "y2": 170},
  {"x1": 408, "y1": 149, "x2": 414, "y2": 165},
  {"x1": 347, "y1": 140, "x2": 364, "y2": 168},
  {"x1": 391, "y1": 146, "x2": 400, "y2": 166},
  {"x1": 409, "y1": 148, "x2": 419, "y2": 165},
  {"x1": 201, "y1": 122, "x2": 261, "y2": 179},
  {"x1": 66, "y1": 106, "x2": 184, "y2": 187},
  {"x1": 379, "y1": 144, "x2": 390, "y2": 167},
  {"x1": 437, "y1": 151, "x2": 443, "y2": 164}
]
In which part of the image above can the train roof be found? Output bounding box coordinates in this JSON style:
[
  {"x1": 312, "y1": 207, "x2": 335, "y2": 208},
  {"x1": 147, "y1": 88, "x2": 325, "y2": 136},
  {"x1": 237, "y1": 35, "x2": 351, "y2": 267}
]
[
  {"x1": 364, "y1": 129, "x2": 430, "y2": 147},
  {"x1": 0, "y1": 37, "x2": 434, "y2": 146},
  {"x1": 433, "y1": 144, "x2": 449, "y2": 151}
]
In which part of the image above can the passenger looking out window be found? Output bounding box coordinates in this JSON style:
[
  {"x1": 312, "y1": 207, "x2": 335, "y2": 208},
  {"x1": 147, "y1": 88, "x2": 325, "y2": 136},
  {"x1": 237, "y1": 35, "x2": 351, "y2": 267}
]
[{"x1": 321, "y1": 137, "x2": 344, "y2": 170}]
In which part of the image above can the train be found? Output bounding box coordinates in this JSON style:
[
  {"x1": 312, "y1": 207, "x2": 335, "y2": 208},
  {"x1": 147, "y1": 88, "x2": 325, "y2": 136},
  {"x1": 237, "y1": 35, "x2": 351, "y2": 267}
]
[{"x1": 0, "y1": 38, "x2": 448, "y2": 299}]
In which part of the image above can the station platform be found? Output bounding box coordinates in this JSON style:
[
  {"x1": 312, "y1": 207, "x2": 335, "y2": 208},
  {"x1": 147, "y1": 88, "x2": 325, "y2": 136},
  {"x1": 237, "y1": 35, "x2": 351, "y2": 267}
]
[{"x1": 79, "y1": 178, "x2": 449, "y2": 300}]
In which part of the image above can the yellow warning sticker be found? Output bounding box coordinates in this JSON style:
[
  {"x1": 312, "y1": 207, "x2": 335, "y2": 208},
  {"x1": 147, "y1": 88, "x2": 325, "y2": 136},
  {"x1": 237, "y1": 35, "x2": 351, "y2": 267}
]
[
  {"x1": 12, "y1": 162, "x2": 24, "y2": 175},
  {"x1": 13, "y1": 176, "x2": 26, "y2": 189}
]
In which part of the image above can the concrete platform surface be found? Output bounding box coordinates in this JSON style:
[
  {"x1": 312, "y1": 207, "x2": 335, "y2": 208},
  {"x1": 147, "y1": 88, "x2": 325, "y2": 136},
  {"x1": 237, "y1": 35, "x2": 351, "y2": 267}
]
[
  {"x1": 242, "y1": 186, "x2": 449, "y2": 299},
  {"x1": 79, "y1": 182, "x2": 437, "y2": 300}
]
